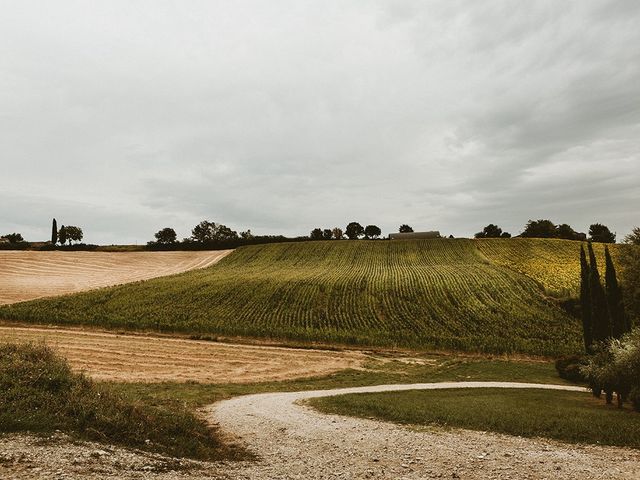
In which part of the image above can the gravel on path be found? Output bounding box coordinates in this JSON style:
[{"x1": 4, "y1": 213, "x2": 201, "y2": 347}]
[{"x1": 207, "y1": 381, "x2": 640, "y2": 479}]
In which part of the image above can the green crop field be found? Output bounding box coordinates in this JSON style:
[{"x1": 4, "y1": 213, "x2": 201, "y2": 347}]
[
  {"x1": 476, "y1": 238, "x2": 618, "y2": 298},
  {"x1": 0, "y1": 238, "x2": 621, "y2": 355}
]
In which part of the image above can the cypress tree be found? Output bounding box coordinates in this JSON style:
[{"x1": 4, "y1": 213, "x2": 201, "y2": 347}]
[
  {"x1": 605, "y1": 246, "x2": 628, "y2": 338},
  {"x1": 51, "y1": 218, "x2": 58, "y2": 245},
  {"x1": 58, "y1": 225, "x2": 67, "y2": 246},
  {"x1": 588, "y1": 243, "x2": 611, "y2": 343},
  {"x1": 579, "y1": 245, "x2": 593, "y2": 352}
]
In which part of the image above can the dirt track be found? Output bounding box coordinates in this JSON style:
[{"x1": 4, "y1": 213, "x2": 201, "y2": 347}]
[
  {"x1": 0, "y1": 250, "x2": 231, "y2": 305},
  {"x1": 0, "y1": 326, "x2": 364, "y2": 383},
  {"x1": 208, "y1": 382, "x2": 640, "y2": 479}
]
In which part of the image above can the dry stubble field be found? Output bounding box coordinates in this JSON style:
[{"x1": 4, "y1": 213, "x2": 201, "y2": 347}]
[
  {"x1": 0, "y1": 325, "x2": 364, "y2": 382},
  {"x1": 0, "y1": 250, "x2": 231, "y2": 305}
]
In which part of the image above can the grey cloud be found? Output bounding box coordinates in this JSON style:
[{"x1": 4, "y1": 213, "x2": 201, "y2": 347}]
[{"x1": 1, "y1": 0, "x2": 639, "y2": 243}]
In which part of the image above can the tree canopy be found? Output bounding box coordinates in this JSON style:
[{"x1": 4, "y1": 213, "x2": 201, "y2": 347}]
[
  {"x1": 310, "y1": 228, "x2": 323, "y2": 240},
  {"x1": 345, "y1": 222, "x2": 364, "y2": 240},
  {"x1": 624, "y1": 227, "x2": 640, "y2": 245},
  {"x1": 521, "y1": 219, "x2": 557, "y2": 238},
  {"x1": 399, "y1": 224, "x2": 414, "y2": 233},
  {"x1": 589, "y1": 223, "x2": 616, "y2": 243},
  {"x1": 474, "y1": 224, "x2": 507, "y2": 238},
  {"x1": 63, "y1": 226, "x2": 83, "y2": 244},
  {"x1": 2, "y1": 233, "x2": 24, "y2": 243},
  {"x1": 364, "y1": 225, "x2": 381, "y2": 239},
  {"x1": 190, "y1": 221, "x2": 238, "y2": 244},
  {"x1": 154, "y1": 227, "x2": 178, "y2": 244}
]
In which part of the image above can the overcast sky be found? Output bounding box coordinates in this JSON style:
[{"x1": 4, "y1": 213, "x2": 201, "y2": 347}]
[{"x1": 1, "y1": 0, "x2": 639, "y2": 244}]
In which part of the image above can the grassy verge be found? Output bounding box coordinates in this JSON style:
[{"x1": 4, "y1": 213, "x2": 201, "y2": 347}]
[
  {"x1": 309, "y1": 388, "x2": 640, "y2": 449},
  {"x1": 108, "y1": 355, "x2": 570, "y2": 410},
  {"x1": 0, "y1": 343, "x2": 245, "y2": 461}
]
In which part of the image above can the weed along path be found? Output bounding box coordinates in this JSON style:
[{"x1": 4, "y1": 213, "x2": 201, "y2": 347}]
[{"x1": 208, "y1": 382, "x2": 640, "y2": 480}]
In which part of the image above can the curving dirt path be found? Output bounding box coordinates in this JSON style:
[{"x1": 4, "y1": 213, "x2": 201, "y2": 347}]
[
  {"x1": 208, "y1": 382, "x2": 640, "y2": 479},
  {"x1": 0, "y1": 250, "x2": 232, "y2": 305}
]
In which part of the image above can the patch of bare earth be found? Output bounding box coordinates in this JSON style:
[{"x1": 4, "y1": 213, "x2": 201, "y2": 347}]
[
  {"x1": 0, "y1": 250, "x2": 231, "y2": 305},
  {"x1": 0, "y1": 326, "x2": 364, "y2": 383}
]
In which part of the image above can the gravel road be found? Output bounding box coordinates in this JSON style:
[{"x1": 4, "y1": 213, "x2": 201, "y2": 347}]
[
  {"x1": 3, "y1": 382, "x2": 640, "y2": 479},
  {"x1": 207, "y1": 382, "x2": 640, "y2": 479}
]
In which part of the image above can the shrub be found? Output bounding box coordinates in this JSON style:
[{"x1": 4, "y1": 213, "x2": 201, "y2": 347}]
[
  {"x1": 581, "y1": 328, "x2": 640, "y2": 408},
  {"x1": 0, "y1": 343, "x2": 238, "y2": 460},
  {"x1": 555, "y1": 355, "x2": 587, "y2": 383},
  {"x1": 630, "y1": 387, "x2": 640, "y2": 412}
]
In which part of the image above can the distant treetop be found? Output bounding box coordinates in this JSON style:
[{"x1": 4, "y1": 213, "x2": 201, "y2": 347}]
[
  {"x1": 589, "y1": 223, "x2": 616, "y2": 244},
  {"x1": 399, "y1": 224, "x2": 413, "y2": 233}
]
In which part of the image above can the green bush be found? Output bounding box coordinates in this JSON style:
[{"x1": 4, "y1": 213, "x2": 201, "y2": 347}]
[
  {"x1": 581, "y1": 328, "x2": 640, "y2": 408},
  {"x1": 0, "y1": 343, "x2": 241, "y2": 460},
  {"x1": 554, "y1": 355, "x2": 586, "y2": 383}
]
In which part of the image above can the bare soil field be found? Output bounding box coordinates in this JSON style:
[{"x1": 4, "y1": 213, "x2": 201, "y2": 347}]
[
  {"x1": 0, "y1": 325, "x2": 364, "y2": 383},
  {"x1": 0, "y1": 250, "x2": 231, "y2": 305}
]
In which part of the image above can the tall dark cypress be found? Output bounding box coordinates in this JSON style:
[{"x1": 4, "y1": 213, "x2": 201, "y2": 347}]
[
  {"x1": 579, "y1": 245, "x2": 593, "y2": 352},
  {"x1": 51, "y1": 218, "x2": 58, "y2": 245},
  {"x1": 605, "y1": 246, "x2": 627, "y2": 339},
  {"x1": 588, "y1": 242, "x2": 611, "y2": 343}
]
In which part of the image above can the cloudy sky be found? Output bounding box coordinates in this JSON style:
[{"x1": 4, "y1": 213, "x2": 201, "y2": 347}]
[{"x1": 1, "y1": 0, "x2": 639, "y2": 244}]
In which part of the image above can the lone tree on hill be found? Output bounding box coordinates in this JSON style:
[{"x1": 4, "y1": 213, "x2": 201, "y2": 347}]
[
  {"x1": 475, "y1": 224, "x2": 508, "y2": 238},
  {"x1": 345, "y1": 222, "x2": 364, "y2": 240},
  {"x1": 588, "y1": 242, "x2": 611, "y2": 343},
  {"x1": 154, "y1": 227, "x2": 177, "y2": 244},
  {"x1": 399, "y1": 224, "x2": 414, "y2": 233},
  {"x1": 605, "y1": 246, "x2": 629, "y2": 338},
  {"x1": 332, "y1": 227, "x2": 343, "y2": 240},
  {"x1": 364, "y1": 225, "x2": 381, "y2": 239},
  {"x1": 51, "y1": 218, "x2": 57, "y2": 245},
  {"x1": 580, "y1": 245, "x2": 593, "y2": 352},
  {"x1": 310, "y1": 228, "x2": 323, "y2": 240},
  {"x1": 589, "y1": 223, "x2": 616, "y2": 243}
]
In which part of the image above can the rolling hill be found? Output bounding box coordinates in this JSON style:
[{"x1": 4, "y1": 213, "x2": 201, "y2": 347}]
[{"x1": 1, "y1": 238, "x2": 618, "y2": 356}]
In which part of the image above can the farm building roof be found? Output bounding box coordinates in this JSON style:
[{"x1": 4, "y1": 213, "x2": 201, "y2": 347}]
[{"x1": 388, "y1": 231, "x2": 441, "y2": 240}]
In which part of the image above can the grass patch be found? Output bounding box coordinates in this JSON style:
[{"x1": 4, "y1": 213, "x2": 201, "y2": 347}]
[
  {"x1": 0, "y1": 343, "x2": 245, "y2": 461},
  {"x1": 309, "y1": 388, "x2": 640, "y2": 449},
  {"x1": 108, "y1": 355, "x2": 570, "y2": 410}
]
